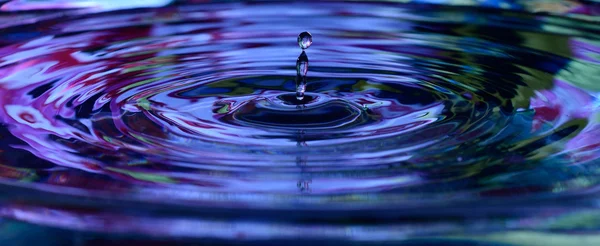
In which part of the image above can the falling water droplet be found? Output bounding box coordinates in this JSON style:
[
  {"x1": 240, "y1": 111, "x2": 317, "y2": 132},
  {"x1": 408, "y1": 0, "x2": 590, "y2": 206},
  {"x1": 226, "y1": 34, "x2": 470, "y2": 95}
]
[
  {"x1": 296, "y1": 50, "x2": 309, "y2": 101},
  {"x1": 297, "y1": 31, "x2": 312, "y2": 50}
]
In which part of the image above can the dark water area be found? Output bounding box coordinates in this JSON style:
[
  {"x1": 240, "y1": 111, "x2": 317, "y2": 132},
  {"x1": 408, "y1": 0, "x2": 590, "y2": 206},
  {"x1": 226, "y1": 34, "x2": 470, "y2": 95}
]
[{"x1": 0, "y1": 0, "x2": 599, "y2": 245}]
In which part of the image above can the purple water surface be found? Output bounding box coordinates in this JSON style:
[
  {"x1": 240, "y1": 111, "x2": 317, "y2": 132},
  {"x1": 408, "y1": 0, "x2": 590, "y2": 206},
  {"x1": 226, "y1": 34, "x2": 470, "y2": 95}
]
[{"x1": 0, "y1": 0, "x2": 599, "y2": 244}]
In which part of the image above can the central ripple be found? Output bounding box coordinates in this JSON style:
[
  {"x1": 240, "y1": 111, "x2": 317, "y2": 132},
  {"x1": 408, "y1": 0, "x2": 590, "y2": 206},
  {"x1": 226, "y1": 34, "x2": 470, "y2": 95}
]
[{"x1": 227, "y1": 93, "x2": 369, "y2": 130}]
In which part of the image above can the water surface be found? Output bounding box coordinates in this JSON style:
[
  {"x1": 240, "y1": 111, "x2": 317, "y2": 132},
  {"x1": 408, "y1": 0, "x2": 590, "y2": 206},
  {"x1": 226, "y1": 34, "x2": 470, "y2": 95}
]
[{"x1": 0, "y1": 0, "x2": 599, "y2": 245}]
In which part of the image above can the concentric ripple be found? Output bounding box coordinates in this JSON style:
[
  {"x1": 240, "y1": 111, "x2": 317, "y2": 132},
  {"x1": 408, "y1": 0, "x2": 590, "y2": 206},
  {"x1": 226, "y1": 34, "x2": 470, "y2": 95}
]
[{"x1": 0, "y1": 0, "x2": 600, "y2": 243}]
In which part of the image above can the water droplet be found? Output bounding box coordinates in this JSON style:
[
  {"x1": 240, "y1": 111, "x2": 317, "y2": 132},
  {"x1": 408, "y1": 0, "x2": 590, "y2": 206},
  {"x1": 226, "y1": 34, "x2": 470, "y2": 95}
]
[
  {"x1": 297, "y1": 31, "x2": 312, "y2": 50},
  {"x1": 296, "y1": 51, "x2": 308, "y2": 76},
  {"x1": 296, "y1": 51, "x2": 309, "y2": 100}
]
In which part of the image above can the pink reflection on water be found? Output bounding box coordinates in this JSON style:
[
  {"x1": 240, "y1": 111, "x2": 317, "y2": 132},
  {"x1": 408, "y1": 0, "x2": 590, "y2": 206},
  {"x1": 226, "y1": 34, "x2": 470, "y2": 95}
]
[{"x1": 1, "y1": 0, "x2": 172, "y2": 11}]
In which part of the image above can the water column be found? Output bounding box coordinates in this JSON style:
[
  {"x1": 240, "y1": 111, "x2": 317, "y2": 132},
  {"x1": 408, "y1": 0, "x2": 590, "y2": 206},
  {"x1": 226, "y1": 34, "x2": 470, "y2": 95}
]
[{"x1": 296, "y1": 31, "x2": 312, "y2": 101}]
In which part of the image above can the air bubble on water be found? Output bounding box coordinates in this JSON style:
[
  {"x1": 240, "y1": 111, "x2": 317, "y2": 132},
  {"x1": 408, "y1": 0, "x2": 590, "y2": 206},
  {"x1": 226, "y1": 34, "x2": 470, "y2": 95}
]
[{"x1": 298, "y1": 31, "x2": 312, "y2": 50}]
